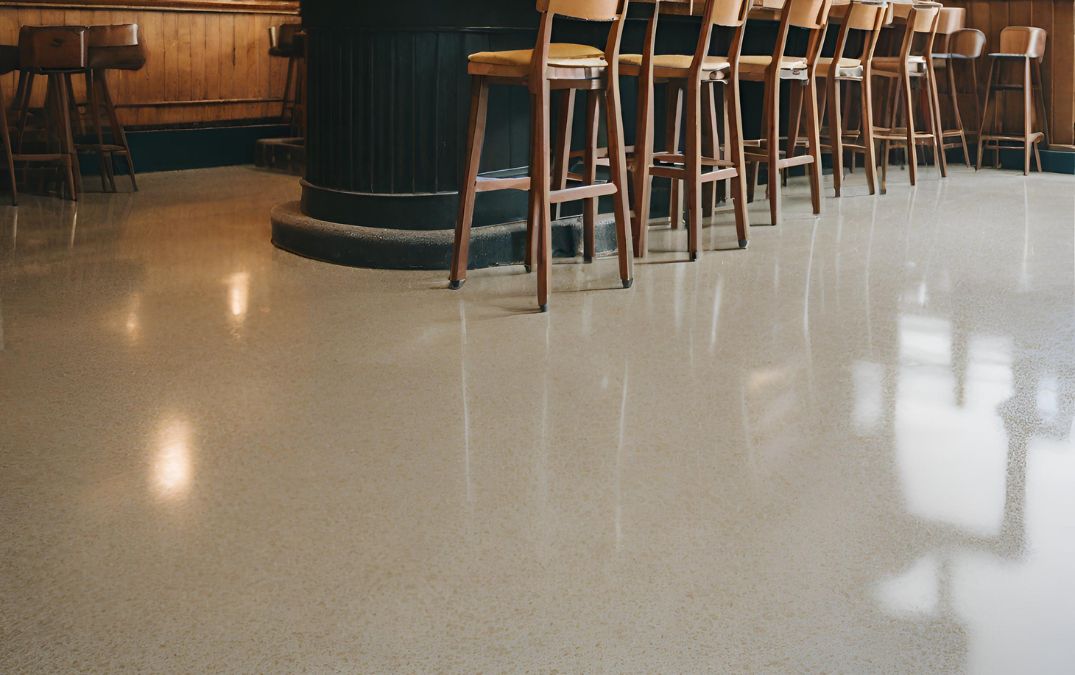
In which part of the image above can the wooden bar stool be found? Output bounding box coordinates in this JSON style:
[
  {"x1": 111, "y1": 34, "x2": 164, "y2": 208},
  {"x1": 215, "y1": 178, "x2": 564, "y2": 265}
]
[
  {"x1": 621, "y1": 0, "x2": 752, "y2": 259},
  {"x1": 82, "y1": 24, "x2": 146, "y2": 192},
  {"x1": 742, "y1": 0, "x2": 833, "y2": 226},
  {"x1": 14, "y1": 26, "x2": 86, "y2": 201},
  {"x1": 931, "y1": 10, "x2": 984, "y2": 167},
  {"x1": 872, "y1": 2, "x2": 946, "y2": 193},
  {"x1": 977, "y1": 26, "x2": 1049, "y2": 175},
  {"x1": 449, "y1": 0, "x2": 634, "y2": 313},
  {"x1": 269, "y1": 23, "x2": 305, "y2": 133},
  {"x1": 791, "y1": 0, "x2": 889, "y2": 197}
]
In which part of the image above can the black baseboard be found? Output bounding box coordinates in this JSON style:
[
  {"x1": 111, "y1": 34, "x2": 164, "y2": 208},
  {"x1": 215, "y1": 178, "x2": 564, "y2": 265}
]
[{"x1": 77, "y1": 123, "x2": 293, "y2": 175}]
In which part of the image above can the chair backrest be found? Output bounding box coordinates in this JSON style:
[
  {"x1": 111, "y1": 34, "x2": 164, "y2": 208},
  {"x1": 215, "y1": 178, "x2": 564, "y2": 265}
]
[
  {"x1": 88, "y1": 24, "x2": 139, "y2": 48},
  {"x1": 768, "y1": 0, "x2": 832, "y2": 74},
  {"x1": 786, "y1": 0, "x2": 833, "y2": 29},
  {"x1": 999, "y1": 26, "x2": 1047, "y2": 59},
  {"x1": 935, "y1": 8, "x2": 965, "y2": 36},
  {"x1": 842, "y1": 1, "x2": 889, "y2": 32},
  {"x1": 704, "y1": 0, "x2": 753, "y2": 27},
  {"x1": 830, "y1": 1, "x2": 889, "y2": 65},
  {"x1": 538, "y1": 0, "x2": 623, "y2": 20},
  {"x1": 949, "y1": 28, "x2": 985, "y2": 58},
  {"x1": 910, "y1": 4, "x2": 940, "y2": 34}
]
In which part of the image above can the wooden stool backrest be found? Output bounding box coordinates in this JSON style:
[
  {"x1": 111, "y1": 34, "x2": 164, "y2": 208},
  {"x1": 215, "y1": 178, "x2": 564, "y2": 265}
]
[
  {"x1": 892, "y1": 3, "x2": 940, "y2": 62},
  {"x1": 538, "y1": 0, "x2": 624, "y2": 20},
  {"x1": 703, "y1": 0, "x2": 753, "y2": 27},
  {"x1": 681, "y1": 0, "x2": 754, "y2": 75},
  {"x1": 935, "y1": 8, "x2": 965, "y2": 36},
  {"x1": 830, "y1": 1, "x2": 889, "y2": 67},
  {"x1": 88, "y1": 24, "x2": 139, "y2": 48},
  {"x1": 18, "y1": 25, "x2": 88, "y2": 71},
  {"x1": 949, "y1": 28, "x2": 985, "y2": 58},
  {"x1": 270, "y1": 23, "x2": 302, "y2": 51},
  {"x1": 786, "y1": 0, "x2": 834, "y2": 30},
  {"x1": 769, "y1": 0, "x2": 833, "y2": 75},
  {"x1": 999, "y1": 26, "x2": 1047, "y2": 59}
]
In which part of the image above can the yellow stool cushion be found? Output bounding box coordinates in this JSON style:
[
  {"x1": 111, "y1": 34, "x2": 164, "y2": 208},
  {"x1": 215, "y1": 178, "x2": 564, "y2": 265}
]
[
  {"x1": 468, "y1": 43, "x2": 606, "y2": 68},
  {"x1": 619, "y1": 53, "x2": 730, "y2": 72},
  {"x1": 817, "y1": 57, "x2": 862, "y2": 77}
]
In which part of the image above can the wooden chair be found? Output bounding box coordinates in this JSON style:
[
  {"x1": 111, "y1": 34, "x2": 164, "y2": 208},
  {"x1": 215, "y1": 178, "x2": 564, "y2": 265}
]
[
  {"x1": 931, "y1": 11, "x2": 984, "y2": 167},
  {"x1": 449, "y1": 0, "x2": 634, "y2": 312},
  {"x1": 742, "y1": 0, "x2": 833, "y2": 226},
  {"x1": 14, "y1": 26, "x2": 85, "y2": 201},
  {"x1": 872, "y1": 2, "x2": 947, "y2": 193},
  {"x1": 977, "y1": 26, "x2": 1049, "y2": 175},
  {"x1": 620, "y1": 0, "x2": 752, "y2": 259},
  {"x1": 790, "y1": 0, "x2": 888, "y2": 197},
  {"x1": 82, "y1": 24, "x2": 146, "y2": 192}
]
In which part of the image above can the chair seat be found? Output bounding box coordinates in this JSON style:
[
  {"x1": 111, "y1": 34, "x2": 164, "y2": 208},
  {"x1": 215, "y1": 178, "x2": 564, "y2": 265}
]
[
  {"x1": 873, "y1": 55, "x2": 928, "y2": 74},
  {"x1": 739, "y1": 55, "x2": 808, "y2": 80},
  {"x1": 88, "y1": 45, "x2": 146, "y2": 71},
  {"x1": 468, "y1": 43, "x2": 606, "y2": 78},
  {"x1": 817, "y1": 57, "x2": 862, "y2": 78},
  {"x1": 988, "y1": 52, "x2": 1036, "y2": 59},
  {"x1": 619, "y1": 53, "x2": 729, "y2": 80}
]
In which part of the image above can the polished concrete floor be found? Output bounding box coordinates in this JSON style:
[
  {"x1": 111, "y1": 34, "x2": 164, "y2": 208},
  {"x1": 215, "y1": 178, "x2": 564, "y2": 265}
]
[{"x1": 1, "y1": 165, "x2": 1074, "y2": 672}]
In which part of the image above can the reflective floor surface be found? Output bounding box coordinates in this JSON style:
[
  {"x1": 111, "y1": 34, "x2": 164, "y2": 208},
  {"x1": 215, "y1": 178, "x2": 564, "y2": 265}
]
[{"x1": 1, "y1": 166, "x2": 1074, "y2": 672}]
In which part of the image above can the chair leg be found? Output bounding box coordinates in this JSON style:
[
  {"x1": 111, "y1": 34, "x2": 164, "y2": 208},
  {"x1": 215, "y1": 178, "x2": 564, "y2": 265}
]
[
  {"x1": 784, "y1": 79, "x2": 804, "y2": 187},
  {"x1": 16, "y1": 72, "x2": 34, "y2": 154},
  {"x1": 861, "y1": 73, "x2": 878, "y2": 196},
  {"x1": 449, "y1": 76, "x2": 488, "y2": 289},
  {"x1": 1023, "y1": 57, "x2": 1032, "y2": 176},
  {"x1": 552, "y1": 89, "x2": 575, "y2": 221},
  {"x1": 85, "y1": 70, "x2": 114, "y2": 193},
  {"x1": 701, "y1": 83, "x2": 718, "y2": 219},
  {"x1": 1033, "y1": 59, "x2": 1050, "y2": 146},
  {"x1": 725, "y1": 76, "x2": 749, "y2": 249},
  {"x1": 525, "y1": 94, "x2": 539, "y2": 273},
  {"x1": 927, "y1": 64, "x2": 947, "y2": 177},
  {"x1": 282, "y1": 57, "x2": 295, "y2": 120},
  {"x1": 631, "y1": 58, "x2": 656, "y2": 258},
  {"x1": 582, "y1": 90, "x2": 600, "y2": 263},
  {"x1": 901, "y1": 72, "x2": 918, "y2": 186},
  {"x1": 605, "y1": 74, "x2": 635, "y2": 288},
  {"x1": 977, "y1": 59, "x2": 996, "y2": 171},
  {"x1": 685, "y1": 80, "x2": 702, "y2": 261},
  {"x1": 535, "y1": 79, "x2": 553, "y2": 312},
  {"x1": 804, "y1": 76, "x2": 823, "y2": 214},
  {"x1": 52, "y1": 75, "x2": 80, "y2": 200},
  {"x1": 828, "y1": 76, "x2": 843, "y2": 197}
]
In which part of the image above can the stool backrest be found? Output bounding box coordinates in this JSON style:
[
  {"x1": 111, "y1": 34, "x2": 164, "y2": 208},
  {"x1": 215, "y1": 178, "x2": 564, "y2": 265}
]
[
  {"x1": 935, "y1": 8, "x2": 965, "y2": 36},
  {"x1": 787, "y1": 0, "x2": 834, "y2": 30},
  {"x1": 18, "y1": 25, "x2": 88, "y2": 71},
  {"x1": 1000, "y1": 26, "x2": 1047, "y2": 59},
  {"x1": 89, "y1": 24, "x2": 139, "y2": 48},
  {"x1": 891, "y1": 3, "x2": 940, "y2": 64},
  {"x1": 830, "y1": 1, "x2": 889, "y2": 67},
  {"x1": 270, "y1": 23, "x2": 302, "y2": 51},
  {"x1": 949, "y1": 28, "x2": 985, "y2": 58},
  {"x1": 768, "y1": 0, "x2": 833, "y2": 76},
  {"x1": 705, "y1": 0, "x2": 753, "y2": 27},
  {"x1": 538, "y1": 0, "x2": 624, "y2": 21}
]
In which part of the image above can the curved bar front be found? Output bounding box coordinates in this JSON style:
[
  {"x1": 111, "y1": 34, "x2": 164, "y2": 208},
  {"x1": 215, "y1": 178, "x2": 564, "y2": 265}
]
[{"x1": 272, "y1": 0, "x2": 625, "y2": 269}]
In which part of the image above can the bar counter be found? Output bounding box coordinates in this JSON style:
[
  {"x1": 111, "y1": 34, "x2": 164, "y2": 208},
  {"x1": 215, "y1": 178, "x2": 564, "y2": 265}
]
[{"x1": 272, "y1": 0, "x2": 1075, "y2": 270}]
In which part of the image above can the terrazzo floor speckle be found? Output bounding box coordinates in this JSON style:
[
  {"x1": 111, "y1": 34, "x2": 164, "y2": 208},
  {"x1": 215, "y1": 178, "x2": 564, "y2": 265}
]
[{"x1": 1, "y1": 165, "x2": 1074, "y2": 672}]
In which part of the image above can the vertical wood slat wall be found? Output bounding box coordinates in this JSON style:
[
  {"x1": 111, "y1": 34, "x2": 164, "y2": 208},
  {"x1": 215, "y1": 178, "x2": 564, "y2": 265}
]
[
  {"x1": 946, "y1": 0, "x2": 1075, "y2": 146},
  {"x1": 0, "y1": 1, "x2": 299, "y2": 128}
]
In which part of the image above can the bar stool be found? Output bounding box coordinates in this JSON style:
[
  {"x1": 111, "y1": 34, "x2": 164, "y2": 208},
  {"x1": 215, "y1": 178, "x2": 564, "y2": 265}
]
[
  {"x1": 82, "y1": 24, "x2": 146, "y2": 192},
  {"x1": 977, "y1": 26, "x2": 1048, "y2": 175},
  {"x1": 931, "y1": 10, "x2": 983, "y2": 166},
  {"x1": 872, "y1": 2, "x2": 946, "y2": 193},
  {"x1": 742, "y1": 0, "x2": 833, "y2": 226},
  {"x1": 449, "y1": 0, "x2": 634, "y2": 312},
  {"x1": 269, "y1": 23, "x2": 305, "y2": 132},
  {"x1": 791, "y1": 0, "x2": 889, "y2": 197},
  {"x1": 620, "y1": 0, "x2": 751, "y2": 259},
  {"x1": 15, "y1": 25, "x2": 86, "y2": 201}
]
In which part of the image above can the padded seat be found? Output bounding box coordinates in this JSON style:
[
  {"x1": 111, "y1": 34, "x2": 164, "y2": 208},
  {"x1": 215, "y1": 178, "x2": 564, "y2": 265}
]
[
  {"x1": 88, "y1": 25, "x2": 145, "y2": 71},
  {"x1": 619, "y1": 53, "x2": 729, "y2": 79},
  {"x1": 816, "y1": 56, "x2": 862, "y2": 78},
  {"x1": 469, "y1": 43, "x2": 604, "y2": 69},
  {"x1": 739, "y1": 55, "x2": 808, "y2": 79}
]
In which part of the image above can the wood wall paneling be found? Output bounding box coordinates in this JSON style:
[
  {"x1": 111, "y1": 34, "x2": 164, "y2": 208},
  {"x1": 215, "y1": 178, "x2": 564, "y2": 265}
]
[{"x1": 0, "y1": 0, "x2": 299, "y2": 128}]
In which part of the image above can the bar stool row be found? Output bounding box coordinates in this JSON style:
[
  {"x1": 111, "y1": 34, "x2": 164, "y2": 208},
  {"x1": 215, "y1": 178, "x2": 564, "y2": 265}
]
[
  {"x1": 446, "y1": 0, "x2": 1050, "y2": 312},
  {"x1": 0, "y1": 23, "x2": 145, "y2": 205}
]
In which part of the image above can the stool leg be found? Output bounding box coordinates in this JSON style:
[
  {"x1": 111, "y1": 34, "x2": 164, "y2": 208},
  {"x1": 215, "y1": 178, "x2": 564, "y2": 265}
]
[
  {"x1": 927, "y1": 63, "x2": 947, "y2": 177},
  {"x1": 828, "y1": 76, "x2": 844, "y2": 197},
  {"x1": 582, "y1": 90, "x2": 600, "y2": 263},
  {"x1": 97, "y1": 71, "x2": 137, "y2": 191},
  {"x1": 86, "y1": 70, "x2": 115, "y2": 193},
  {"x1": 1023, "y1": 57, "x2": 1032, "y2": 176},
  {"x1": 631, "y1": 50, "x2": 656, "y2": 257},
  {"x1": 16, "y1": 72, "x2": 34, "y2": 154},
  {"x1": 725, "y1": 74, "x2": 749, "y2": 249},
  {"x1": 977, "y1": 59, "x2": 996, "y2": 171},
  {"x1": 766, "y1": 71, "x2": 781, "y2": 225},
  {"x1": 784, "y1": 80, "x2": 804, "y2": 188},
  {"x1": 0, "y1": 83, "x2": 17, "y2": 206},
  {"x1": 861, "y1": 71, "x2": 878, "y2": 196},
  {"x1": 666, "y1": 83, "x2": 683, "y2": 230},
  {"x1": 946, "y1": 60, "x2": 969, "y2": 166},
  {"x1": 535, "y1": 79, "x2": 553, "y2": 312},
  {"x1": 1032, "y1": 59, "x2": 1050, "y2": 147},
  {"x1": 604, "y1": 69, "x2": 634, "y2": 288},
  {"x1": 701, "y1": 83, "x2": 717, "y2": 220},
  {"x1": 525, "y1": 93, "x2": 539, "y2": 273},
  {"x1": 282, "y1": 56, "x2": 295, "y2": 120},
  {"x1": 448, "y1": 76, "x2": 488, "y2": 289},
  {"x1": 901, "y1": 71, "x2": 918, "y2": 186},
  {"x1": 685, "y1": 78, "x2": 702, "y2": 261},
  {"x1": 551, "y1": 89, "x2": 575, "y2": 222},
  {"x1": 804, "y1": 75, "x2": 823, "y2": 214},
  {"x1": 50, "y1": 76, "x2": 79, "y2": 200}
]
